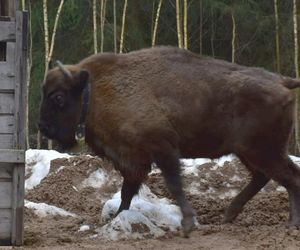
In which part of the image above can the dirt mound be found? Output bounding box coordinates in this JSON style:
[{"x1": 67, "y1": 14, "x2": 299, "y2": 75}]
[{"x1": 24, "y1": 155, "x2": 300, "y2": 249}]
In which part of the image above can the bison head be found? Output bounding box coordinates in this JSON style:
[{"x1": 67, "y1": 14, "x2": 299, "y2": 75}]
[{"x1": 39, "y1": 62, "x2": 89, "y2": 149}]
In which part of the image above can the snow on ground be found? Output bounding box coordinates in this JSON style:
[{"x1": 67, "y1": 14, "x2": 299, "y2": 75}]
[
  {"x1": 25, "y1": 149, "x2": 71, "y2": 190},
  {"x1": 99, "y1": 185, "x2": 183, "y2": 240},
  {"x1": 79, "y1": 168, "x2": 108, "y2": 189},
  {"x1": 24, "y1": 150, "x2": 300, "y2": 240},
  {"x1": 25, "y1": 200, "x2": 76, "y2": 217}
]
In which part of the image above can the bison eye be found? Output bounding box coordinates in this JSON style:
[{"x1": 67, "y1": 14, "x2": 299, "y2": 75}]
[{"x1": 54, "y1": 94, "x2": 65, "y2": 107}]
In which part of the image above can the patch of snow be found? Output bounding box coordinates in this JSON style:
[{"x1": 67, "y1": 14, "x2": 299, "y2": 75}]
[
  {"x1": 55, "y1": 166, "x2": 65, "y2": 173},
  {"x1": 80, "y1": 169, "x2": 108, "y2": 189},
  {"x1": 230, "y1": 175, "x2": 242, "y2": 182},
  {"x1": 25, "y1": 149, "x2": 71, "y2": 190},
  {"x1": 100, "y1": 185, "x2": 185, "y2": 240},
  {"x1": 276, "y1": 186, "x2": 286, "y2": 192},
  {"x1": 219, "y1": 189, "x2": 238, "y2": 200},
  {"x1": 78, "y1": 225, "x2": 90, "y2": 232},
  {"x1": 25, "y1": 200, "x2": 76, "y2": 217},
  {"x1": 181, "y1": 158, "x2": 211, "y2": 176},
  {"x1": 98, "y1": 210, "x2": 165, "y2": 240},
  {"x1": 188, "y1": 182, "x2": 201, "y2": 195},
  {"x1": 214, "y1": 154, "x2": 235, "y2": 166}
]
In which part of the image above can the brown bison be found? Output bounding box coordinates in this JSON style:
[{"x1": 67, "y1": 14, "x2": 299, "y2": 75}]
[{"x1": 39, "y1": 46, "x2": 300, "y2": 237}]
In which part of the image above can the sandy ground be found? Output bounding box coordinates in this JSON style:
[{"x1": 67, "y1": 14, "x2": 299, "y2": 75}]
[{"x1": 8, "y1": 155, "x2": 300, "y2": 249}]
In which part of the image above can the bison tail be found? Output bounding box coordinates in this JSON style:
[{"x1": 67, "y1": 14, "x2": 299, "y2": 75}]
[{"x1": 281, "y1": 77, "x2": 300, "y2": 89}]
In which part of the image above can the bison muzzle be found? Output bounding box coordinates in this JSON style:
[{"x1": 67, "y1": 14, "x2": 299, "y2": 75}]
[{"x1": 39, "y1": 46, "x2": 300, "y2": 237}]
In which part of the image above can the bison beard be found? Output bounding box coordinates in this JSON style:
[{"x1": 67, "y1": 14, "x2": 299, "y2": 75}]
[{"x1": 39, "y1": 46, "x2": 300, "y2": 237}]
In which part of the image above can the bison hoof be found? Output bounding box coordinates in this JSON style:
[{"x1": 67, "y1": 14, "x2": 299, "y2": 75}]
[{"x1": 181, "y1": 216, "x2": 195, "y2": 238}]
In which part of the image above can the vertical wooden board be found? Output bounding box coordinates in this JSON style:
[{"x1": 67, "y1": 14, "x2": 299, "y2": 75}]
[
  {"x1": 0, "y1": 93, "x2": 14, "y2": 114},
  {"x1": 0, "y1": 181, "x2": 12, "y2": 208},
  {"x1": 0, "y1": 115, "x2": 14, "y2": 133},
  {"x1": 0, "y1": 62, "x2": 15, "y2": 90},
  {"x1": 0, "y1": 134, "x2": 13, "y2": 149},
  {"x1": 11, "y1": 164, "x2": 24, "y2": 246},
  {"x1": 0, "y1": 209, "x2": 11, "y2": 243},
  {"x1": 6, "y1": 42, "x2": 15, "y2": 65},
  {"x1": 14, "y1": 11, "x2": 27, "y2": 150},
  {"x1": 0, "y1": 163, "x2": 12, "y2": 179}
]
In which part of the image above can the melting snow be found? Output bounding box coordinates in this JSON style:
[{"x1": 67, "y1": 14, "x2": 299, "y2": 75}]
[
  {"x1": 25, "y1": 149, "x2": 71, "y2": 190},
  {"x1": 25, "y1": 200, "x2": 76, "y2": 217},
  {"x1": 79, "y1": 225, "x2": 90, "y2": 232},
  {"x1": 99, "y1": 185, "x2": 184, "y2": 240},
  {"x1": 80, "y1": 169, "x2": 108, "y2": 189}
]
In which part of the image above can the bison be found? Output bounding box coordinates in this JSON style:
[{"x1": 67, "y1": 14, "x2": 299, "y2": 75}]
[{"x1": 39, "y1": 46, "x2": 300, "y2": 237}]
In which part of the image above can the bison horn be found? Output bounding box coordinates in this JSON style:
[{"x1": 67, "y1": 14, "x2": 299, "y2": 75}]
[{"x1": 56, "y1": 60, "x2": 73, "y2": 79}]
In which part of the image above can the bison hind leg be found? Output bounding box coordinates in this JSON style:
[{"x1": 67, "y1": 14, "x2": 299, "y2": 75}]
[
  {"x1": 153, "y1": 144, "x2": 195, "y2": 237},
  {"x1": 223, "y1": 171, "x2": 269, "y2": 223}
]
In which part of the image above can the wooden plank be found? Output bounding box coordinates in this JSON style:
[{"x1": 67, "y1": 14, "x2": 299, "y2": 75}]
[
  {"x1": 11, "y1": 12, "x2": 27, "y2": 245},
  {"x1": 8, "y1": 0, "x2": 16, "y2": 17},
  {"x1": 0, "y1": 115, "x2": 13, "y2": 133},
  {"x1": 6, "y1": 42, "x2": 15, "y2": 65},
  {"x1": 0, "y1": 93, "x2": 14, "y2": 114},
  {"x1": 0, "y1": 209, "x2": 11, "y2": 243},
  {"x1": 14, "y1": 11, "x2": 27, "y2": 150},
  {"x1": 0, "y1": 182, "x2": 11, "y2": 208},
  {"x1": 0, "y1": 150, "x2": 24, "y2": 163},
  {"x1": 0, "y1": 62, "x2": 15, "y2": 90},
  {"x1": 0, "y1": 134, "x2": 13, "y2": 149},
  {"x1": 0, "y1": 164, "x2": 12, "y2": 179},
  {"x1": 11, "y1": 164, "x2": 24, "y2": 246},
  {"x1": 0, "y1": 22, "x2": 15, "y2": 42}
]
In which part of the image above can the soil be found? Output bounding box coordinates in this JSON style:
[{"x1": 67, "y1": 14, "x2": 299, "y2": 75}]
[{"x1": 10, "y1": 155, "x2": 300, "y2": 249}]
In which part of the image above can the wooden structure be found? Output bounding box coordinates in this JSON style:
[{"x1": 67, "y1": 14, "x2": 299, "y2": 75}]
[{"x1": 0, "y1": 0, "x2": 27, "y2": 246}]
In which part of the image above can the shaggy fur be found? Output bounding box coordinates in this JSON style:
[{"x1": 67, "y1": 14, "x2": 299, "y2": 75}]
[{"x1": 40, "y1": 47, "x2": 300, "y2": 236}]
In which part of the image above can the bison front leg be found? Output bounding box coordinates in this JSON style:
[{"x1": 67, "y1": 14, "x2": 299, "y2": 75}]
[
  {"x1": 155, "y1": 146, "x2": 195, "y2": 237},
  {"x1": 116, "y1": 178, "x2": 142, "y2": 215}
]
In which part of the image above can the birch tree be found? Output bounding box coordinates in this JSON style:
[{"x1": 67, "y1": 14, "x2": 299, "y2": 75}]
[
  {"x1": 113, "y1": 0, "x2": 117, "y2": 53},
  {"x1": 93, "y1": 0, "x2": 98, "y2": 54},
  {"x1": 119, "y1": 0, "x2": 128, "y2": 53},
  {"x1": 183, "y1": 0, "x2": 188, "y2": 49},
  {"x1": 176, "y1": 0, "x2": 183, "y2": 48},
  {"x1": 39, "y1": 0, "x2": 65, "y2": 149},
  {"x1": 100, "y1": 0, "x2": 107, "y2": 53},
  {"x1": 293, "y1": 0, "x2": 300, "y2": 154},
  {"x1": 152, "y1": 0, "x2": 163, "y2": 47},
  {"x1": 199, "y1": 0, "x2": 203, "y2": 55},
  {"x1": 231, "y1": 9, "x2": 236, "y2": 63},
  {"x1": 274, "y1": 0, "x2": 281, "y2": 73}
]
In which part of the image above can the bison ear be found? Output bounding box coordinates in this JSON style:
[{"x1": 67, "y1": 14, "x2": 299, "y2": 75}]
[{"x1": 74, "y1": 70, "x2": 89, "y2": 94}]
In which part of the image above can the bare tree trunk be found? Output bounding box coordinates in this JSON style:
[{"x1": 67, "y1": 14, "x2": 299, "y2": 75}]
[
  {"x1": 38, "y1": 0, "x2": 49, "y2": 149},
  {"x1": 293, "y1": 0, "x2": 300, "y2": 154},
  {"x1": 199, "y1": 0, "x2": 203, "y2": 55},
  {"x1": 100, "y1": 0, "x2": 107, "y2": 53},
  {"x1": 41, "y1": 0, "x2": 65, "y2": 149},
  {"x1": 113, "y1": 0, "x2": 117, "y2": 54},
  {"x1": 176, "y1": 0, "x2": 183, "y2": 48},
  {"x1": 152, "y1": 0, "x2": 163, "y2": 47},
  {"x1": 231, "y1": 10, "x2": 236, "y2": 63},
  {"x1": 183, "y1": 0, "x2": 188, "y2": 49},
  {"x1": 119, "y1": 0, "x2": 128, "y2": 53},
  {"x1": 274, "y1": 0, "x2": 281, "y2": 73},
  {"x1": 210, "y1": 5, "x2": 215, "y2": 57},
  {"x1": 93, "y1": 0, "x2": 98, "y2": 54}
]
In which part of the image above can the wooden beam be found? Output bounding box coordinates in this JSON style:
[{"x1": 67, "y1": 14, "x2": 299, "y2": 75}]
[
  {"x1": 0, "y1": 22, "x2": 16, "y2": 42},
  {"x1": 0, "y1": 209, "x2": 11, "y2": 243},
  {"x1": 0, "y1": 150, "x2": 24, "y2": 163}
]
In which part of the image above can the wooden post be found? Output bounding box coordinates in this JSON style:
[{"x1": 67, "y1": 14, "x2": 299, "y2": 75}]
[{"x1": 11, "y1": 10, "x2": 27, "y2": 246}]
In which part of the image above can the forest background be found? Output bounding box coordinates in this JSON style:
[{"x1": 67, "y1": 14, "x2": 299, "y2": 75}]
[{"x1": 23, "y1": 0, "x2": 300, "y2": 154}]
